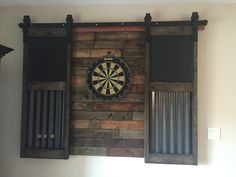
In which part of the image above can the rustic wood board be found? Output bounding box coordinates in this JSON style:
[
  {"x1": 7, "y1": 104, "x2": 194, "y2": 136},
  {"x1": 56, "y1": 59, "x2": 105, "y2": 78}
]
[{"x1": 70, "y1": 29, "x2": 145, "y2": 157}]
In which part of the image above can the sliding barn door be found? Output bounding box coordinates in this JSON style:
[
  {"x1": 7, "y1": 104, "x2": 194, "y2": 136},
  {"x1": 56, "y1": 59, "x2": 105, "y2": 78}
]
[
  {"x1": 145, "y1": 12, "x2": 201, "y2": 164},
  {"x1": 19, "y1": 15, "x2": 73, "y2": 159}
]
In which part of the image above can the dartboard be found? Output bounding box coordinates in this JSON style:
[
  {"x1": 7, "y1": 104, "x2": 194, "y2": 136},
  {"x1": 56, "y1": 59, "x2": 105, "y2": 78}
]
[{"x1": 87, "y1": 57, "x2": 130, "y2": 101}]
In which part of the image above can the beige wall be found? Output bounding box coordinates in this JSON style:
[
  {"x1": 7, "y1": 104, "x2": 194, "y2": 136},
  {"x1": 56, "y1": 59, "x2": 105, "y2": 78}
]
[{"x1": 1, "y1": 4, "x2": 236, "y2": 177}]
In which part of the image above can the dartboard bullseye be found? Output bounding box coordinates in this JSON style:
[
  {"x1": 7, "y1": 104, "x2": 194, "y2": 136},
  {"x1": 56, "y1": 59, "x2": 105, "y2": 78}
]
[{"x1": 87, "y1": 57, "x2": 131, "y2": 101}]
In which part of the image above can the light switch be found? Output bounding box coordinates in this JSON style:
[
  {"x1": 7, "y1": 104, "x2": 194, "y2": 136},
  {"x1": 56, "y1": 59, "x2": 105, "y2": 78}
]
[{"x1": 208, "y1": 128, "x2": 221, "y2": 140}]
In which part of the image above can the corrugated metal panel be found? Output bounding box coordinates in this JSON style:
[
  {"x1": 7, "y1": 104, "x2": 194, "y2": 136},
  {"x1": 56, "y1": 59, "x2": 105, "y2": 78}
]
[
  {"x1": 26, "y1": 90, "x2": 65, "y2": 149},
  {"x1": 150, "y1": 91, "x2": 192, "y2": 154}
]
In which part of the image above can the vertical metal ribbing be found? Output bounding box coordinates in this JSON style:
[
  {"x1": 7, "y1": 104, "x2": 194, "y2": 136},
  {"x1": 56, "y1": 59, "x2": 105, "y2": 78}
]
[
  {"x1": 176, "y1": 92, "x2": 183, "y2": 154},
  {"x1": 150, "y1": 91, "x2": 156, "y2": 153},
  {"x1": 48, "y1": 91, "x2": 55, "y2": 149},
  {"x1": 60, "y1": 91, "x2": 65, "y2": 148},
  {"x1": 34, "y1": 90, "x2": 41, "y2": 149},
  {"x1": 169, "y1": 92, "x2": 175, "y2": 154},
  {"x1": 162, "y1": 92, "x2": 167, "y2": 153},
  {"x1": 157, "y1": 92, "x2": 162, "y2": 153},
  {"x1": 150, "y1": 91, "x2": 192, "y2": 155},
  {"x1": 41, "y1": 90, "x2": 48, "y2": 149},
  {"x1": 54, "y1": 91, "x2": 62, "y2": 148},
  {"x1": 184, "y1": 92, "x2": 191, "y2": 154},
  {"x1": 27, "y1": 90, "x2": 35, "y2": 148}
]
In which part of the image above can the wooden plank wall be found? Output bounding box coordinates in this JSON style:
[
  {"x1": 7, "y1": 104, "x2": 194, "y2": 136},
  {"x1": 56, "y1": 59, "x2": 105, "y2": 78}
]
[{"x1": 70, "y1": 29, "x2": 145, "y2": 157}]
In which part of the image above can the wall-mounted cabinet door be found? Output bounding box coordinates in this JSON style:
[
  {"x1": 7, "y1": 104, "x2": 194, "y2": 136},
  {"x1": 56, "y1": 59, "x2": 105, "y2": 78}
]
[
  {"x1": 145, "y1": 12, "x2": 203, "y2": 165},
  {"x1": 19, "y1": 15, "x2": 73, "y2": 159}
]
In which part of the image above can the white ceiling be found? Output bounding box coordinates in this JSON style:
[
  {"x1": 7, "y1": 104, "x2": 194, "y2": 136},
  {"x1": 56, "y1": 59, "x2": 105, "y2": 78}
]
[{"x1": 0, "y1": 0, "x2": 235, "y2": 6}]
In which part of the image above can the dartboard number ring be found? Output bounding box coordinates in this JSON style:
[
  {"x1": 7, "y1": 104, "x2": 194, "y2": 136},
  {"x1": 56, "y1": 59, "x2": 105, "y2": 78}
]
[{"x1": 87, "y1": 57, "x2": 131, "y2": 101}]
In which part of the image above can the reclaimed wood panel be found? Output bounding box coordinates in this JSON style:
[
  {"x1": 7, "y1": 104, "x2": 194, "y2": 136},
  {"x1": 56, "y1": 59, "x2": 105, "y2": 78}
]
[
  {"x1": 71, "y1": 93, "x2": 144, "y2": 103},
  {"x1": 72, "y1": 32, "x2": 94, "y2": 41},
  {"x1": 70, "y1": 147, "x2": 107, "y2": 156},
  {"x1": 130, "y1": 85, "x2": 145, "y2": 94},
  {"x1": 92, "y1": 103, "x2": 144, "y2": 112},
  {"x1": 71, "y1": 119, "x2": 101, "y2": 129},
  {"x1": 108, "y1": 148, "x2": 144, "y2": 157},
  {"x1": 70, "y1": 137, "x2": 94, "y2": 146},
  {"x1": 123, "y1": 48, "x2": 145, "y2": 57},
  {"x1": 71, "y1": 128, "x2": 119, "y2": 138},
  {"x1": 72, "y1": 41, "x2": 94, "y2": 49},
  {"x1": 124, "y1": 40, "x2": 145, "y2": 49},
  {"x1": 94, "y1": 41, "x2": 124, "y2": 49},
  {"x1": 71, "y1": 75, "x2": 87, "y2": 86},
  {"x1": 71, "y1": 30, "x2": 145, "y2": 157},
  {"x1": 101, "y1": 120, "x2": 144, "y2": 130},
  {"x1": 133, "y1": 112, "x2": 145, "y2": 120},
  {"x1": 132, "y1": 75, "x2": 145, "y2": 85},
  {"x1": 73, "y1": 26, "x2": 145, "y2": 32},
  {"x1": 95, "y1": 32, "x2": 145, "y2": 40},
  {"x1": 94, "y1": 138, "x2": 144, "y2": 148},
  {"x1": 119, "y1": 130, "x2": 144, "y2": 139},
  {"x1": 71, "y1": 111, "x2": 133, "y2": 120},
  {"x1": 72, "y1": 49, "x2": 122, "y2": 58}
]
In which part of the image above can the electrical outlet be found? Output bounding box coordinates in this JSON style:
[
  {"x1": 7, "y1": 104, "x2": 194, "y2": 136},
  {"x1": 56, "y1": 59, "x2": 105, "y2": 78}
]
[{"x1": 208, "y1": 128, "x2": 221, "y2": 140}]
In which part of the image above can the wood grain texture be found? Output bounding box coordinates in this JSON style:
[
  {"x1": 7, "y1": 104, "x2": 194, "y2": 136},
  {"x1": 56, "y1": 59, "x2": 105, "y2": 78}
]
[
  {"x1": 71, "y1": 75, "x2": 87, "y2": 86},
  {"x1": 150, "y1": 82, "x2": 193, "y2": 92},
  {"x1": 71, "y1": 111, "x2": 133, "y2": 120},
  {"x1": 72, "y1": 49, "x2": 122, "y2": 58},
  {"x1": 150, "y1": 26, "x2": 192, "y2": 36},
  {"x1": 101, "y1": 120, "x2": 144, "y2": 130},
  {"x1": 123, "y1": 48, "x2": 145, "y2": 57},
  {"x1": 119, "y1": 130, "x2": 144, "y2": 139},
  {"x1": 28, "y1": 28, "x2": 66, "y2": 37},
  {"x1": 71, "y1": 93, "x2": 144, "y2": 103},
  {"x1": 72, "y1": 32, "x2": 94, "y2": 41},
  {"x1": 94, "y1": 41, "x2": 124, "y2": 49},
  {"x1": 132, "y1": 75, "x2": 145, "y2": 85},
  {"x1": 108, "y1": 148, "x2": 144, "y2": 157},
  {"x1": 73, "y1": 26, "x2": 145, "y2": 32},
  {"x1": 70, "y1": 147, "x2": 107, "y2": 156},
  {"x1": 71, "y1": 102, "x2": 92, "y2": 111},
  {"x1": 27, "y1": 81, "x2": 65, "y2": 90},
  {"x1": 70, "y1": 30, "x2": 145, "y2": 157},
  {"x1": 70, "y1": 137, "x2": 95, "y2": 146},
  {"x1": 94, "y1": 138, "x2": 144, "y2": 148},
  {"x1": 92, "y1": 103, "x2": 144, "y2": 112},
  {"x1": 133, "y1": 112, "x2": 145, "y2": 120},
  {"x1": 95, "y1": 32, "x2": 145, "y2": 40},
  {"x1": 72, "y1": 41, "x2": 94, "y2": 49},
  {"x1": 71, "y1": 128, "x2": 119, "y2": 138},
  {"x1": 71, "y1": 120, "x2": 101, "y2": 129},
  {"x1": 130, "y1": 85, "x2": 145, "y2": 94},
  {"x1": 124, "y1": 40, "x2": 145, "y2": 49}
]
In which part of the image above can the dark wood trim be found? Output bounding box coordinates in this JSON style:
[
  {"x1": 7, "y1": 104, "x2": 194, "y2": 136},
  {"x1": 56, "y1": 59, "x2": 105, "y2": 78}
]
[
  {"x1": 147, "y1": 153, "x2": 195, "y2": 165},
  {"x1": 150, "y1": 26, "x2": 192, "y2": 36},
  {"x1": 150, "y1": 82, "x2": 193, "y2": 92},
  {"x1": 63, "y1": 14, "x2": 73, "y2": 159},
  {"x1": 191, "y1": 41, "x2": 198, "y2": 165},
  {"x1": 21, "y1": 149, "x2": 68, "y2": 159},
  {"x1": 191, "y1": 12, "x2": 199, "y2": 165},
  {"x1": 144, "y1": 13, "x2": 151, "y2": 163},
  {"x1": 28, "y1": 28, "x2": 67, "y2": 37},
  {"x1": 73, "y1": 26, "x2": 145, "y2": 32},
  {"x1": 27, "y1": 81, "x2": 66, "y2": 90},
  {"x1": 20, "y1": 42, "x2": 29, "y2": 157}
]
